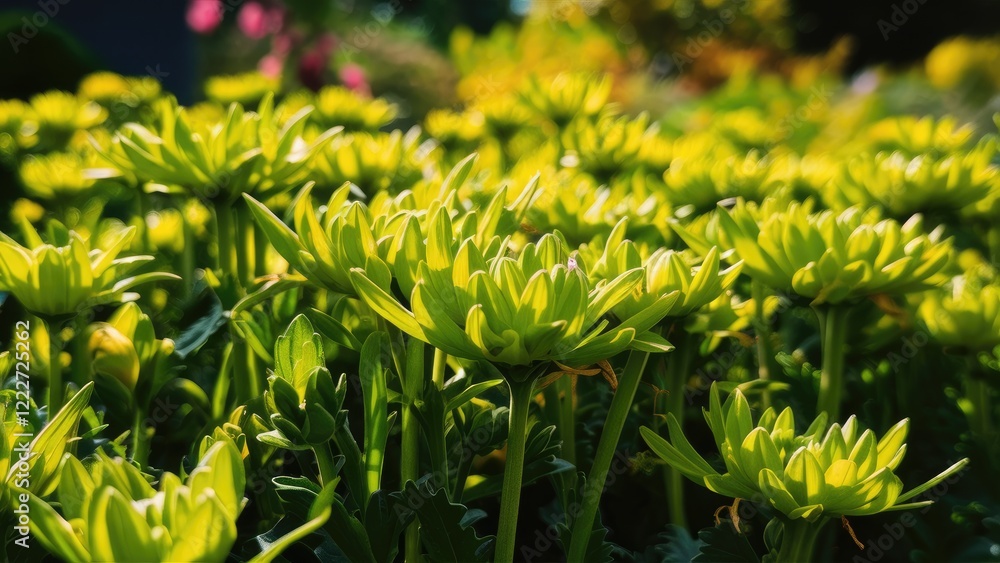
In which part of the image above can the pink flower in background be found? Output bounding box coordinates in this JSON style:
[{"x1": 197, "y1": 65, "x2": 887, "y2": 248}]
[
  {"x1": 186, "y1": 0, "x2": 223, "y2": 34},
  {"x1": 297, "y1": 33, "x2": 337, "y2": 91},
  {"x1": 340, "y1": 64, "x2": 370, "y2": 95},
  {"x1": 259, "y1": 53, "x2": 284, "y2": 78},
  {"x1": 238, "y1": 2, "x2": 284, "y2": 40}
]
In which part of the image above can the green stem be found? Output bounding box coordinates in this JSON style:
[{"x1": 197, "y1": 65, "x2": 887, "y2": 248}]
[
  {"x1": 45, "y1": 319, "x2": 63, "y2": 414},
  {"x1": 132, "y1": 408, "x2": 150, "y2": 468},
  {"x1": 966, "y1": 373, "x2": 994, "y2": 439},
  {"x1": 180, "y1": 198, "x2": 196, "y2": 299},
  {"x1": 254, "y1": 222, "x2": 269, "y2": 277},
  {"x1": 236, "y1": 199, "x2": 254, "y2": 285},
  {"x1": 137, "y1": 191, "x2": 152, "y2": 252},
  {"x1": 232, "y1": 339, "x2": 261, "y2": 405},
  {"x1": 556, "y1": 375, "x2": 577, "y2": 472},
  {"x1": 495, "y1": 379, "x2": 535, "y2": 563},
  {"x1": 661, "y1": 329, "x2": 694, "y2": 528},
  {"x1": 774, "y1": 517, "x2": 827, "y2": 562},
  {"x1": 751, "y1": 280, "x2": 777, "y2": 408},
  {"x1": 814, "y1": 305, "x2": 851, "y2": 421},
  {"x1": 402, "y1": 338, "x2": 425, "y2": 563},
  {"x1": 215, "y1": 199, "x2": 238, "y2": 275},
  {"x1": 315, "y1": 442, "x2": 340, "y2": 487},
  {"x1": 567, "y1": 351, "x2": 650, "y2": 562},
  {"x1": 432, "y1": 348, "x2": 447, "y2": 390}
]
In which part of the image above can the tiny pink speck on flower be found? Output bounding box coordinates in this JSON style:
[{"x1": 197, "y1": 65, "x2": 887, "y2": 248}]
[
  {"x1": 186, "y1": 0, "x2": 223, "y2": 34},
  {"x1": 567, "y1": 257, "x2": 578, "y2": 271}
]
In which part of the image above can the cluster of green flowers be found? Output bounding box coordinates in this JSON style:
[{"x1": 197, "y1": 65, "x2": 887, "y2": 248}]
[{"x1": 0, "y1": 60, "x2": 995, "y2": 563}]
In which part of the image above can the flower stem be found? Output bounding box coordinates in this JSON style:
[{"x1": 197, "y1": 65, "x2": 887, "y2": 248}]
[
  {"x1": 495, "y1": 378, "x2": 535, "y2": 563},
  {"x1": 661, "y1": 329, "x2": 694, "y2": 528},
  {"x1": 966, "y1": 371, "x2": 994, "y2": 439},
  {"x1": 567, "y1": 350, "x2": 650, "y2": 562},
  {"x1": 215, "y1": 199, "x2": 238, "y2": 276},
  {"x1": 315, "y1": 442, "x2": 340, "y2": 487},
  {"x1": 402, "y1": 338, "x2": 425, "y2": 563},
  {"x1": 775, "y1": 517, "x2": 827, "y2": 562},
  {"x1": 236, "y1": 199, "x2": 255, "y2": 285},
  {"x1": 45, "y1": 319, "x2": 63, "y2": 414},
  {"x1": 751, "y1": 280, "x2": 778, "y2": 408},
  {"x1": 432, "y1": 347, "x2": 447, "y2": 390},
  {"x1": 132, "y1": 408, "x2": 150, "y2": 468},
  {"x1": 556, "y1": 375, "x2": 577, "y2": 474},
  {"x1": 814, "y1": 305, "x2": 851, "y2": 421},
  {"x1": 180, "y1": 198, "x2": 196, "y2": 299}
]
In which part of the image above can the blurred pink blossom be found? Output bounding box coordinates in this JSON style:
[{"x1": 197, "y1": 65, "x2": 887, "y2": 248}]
[
  {"x1": 238, "y1": 2, "x2": 284, "y2": 40},
  {"x1": 339, "y1": 64, "x2": 369, "y2": 95},
  {"x1": 259, "y1": 53, "x2": 284, "y2": 78},
  {"x1": 186, "y1": 0, "x2": 223, "y2": 34}
]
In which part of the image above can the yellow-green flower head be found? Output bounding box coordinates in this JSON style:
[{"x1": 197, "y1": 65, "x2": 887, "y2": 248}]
[
  {"x1": 350, "y1": 209, "x2": 678, "y2": 375},
  {"x1": 18, "y1": 151, "x2": 97, "y2": 200},
  {"x1": 663, "y1": 150, "x2": 787, "y2": 213},
  {"x1": 262, "y1": 314, "x2": 346, "y2": 446},
  {"x1": 717, "y1": 198, "x2": 953, "y2": 305},
  {"x1": 864, "y1": 115, "x2": 975, "y2": 158},
  {"x1": 87, "y1": 302, "x2": 174, "y2": 393},
  {"x1": 2, "y1": 383, "x2": 94, "y2": 509},
  {"x1": 204, "y1": 71, "x2": 281, "y2": 106},
  {"x1": 636, "y1": 132, "x2": 673, "y2": 173},
  {"x1": 312, "y1": 86, "x2": 398, "y2": 132},
  {"x1": 520, "y1": 73, "x2": 611, "y2": 128},
  {"x1": 78, "y1": 72, "x2": 162, "y2": 106},
  {"x1": 87, "y1": 324, "x2": 140, "y2": 391},
  {"x1": 29, "y1": 90, "x2": 106, "y2": 135},
  {"x1": 0, "y1": 221, "x2": 180, "y2": 319},
  {"x1": 0, "y1": 99, "x2": 33, "y2": 154},
  {"x1": 425, "y1": 109, "x2": 486, "y2": 149},
  {"x1": 475, "y1": 95, "x2": 534, "y2": 140},
  {"x1": 104, "y1": 96, "x2": 333, "y2": 201},
  {"x1": 561, "y1": 112, "x2": 652, "y2": 181},
  {"x1": 586, "y1": 219, "x2": 742, "y2": 321},
  {"x1": 919, "y1": 274, "x2": 1000, "y2": 351},
  {"x1": 642, "y1": 384, "x2": 969, "y2": 521},
  {"x1": 833, "y1": 145, "x2": 998, "y2": 216},
  {"x1": 528, "y1": 172, "x2": 667, "y2": 246},
  {"x1": 27, "y1": 440, "x2": 246, "y2": 562},
  {"x1": 313, "y1": 129, "x2": 424, "y2": 195},
  {"x1": 710, "y1": 108, "x2": 783, "y2": 152},
  {"x1": 245, "y1": 183, "x2": 390, "y2": 297}
]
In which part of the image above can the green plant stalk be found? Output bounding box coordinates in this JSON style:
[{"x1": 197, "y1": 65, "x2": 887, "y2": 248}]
[
  {"x1": 402, "y1": 338, "x2": 425, "y2": 563},
  {"x1": 134, "y1": 192, "x2": 151, "y2": 251},
  {"x1": 254, "y1": 224, "x2": 269, "y2": 277},
  {"x1": 236, "y1": 200, "x2": 255, "y2": 285},
  {"x1": 432, "y1": 347, "x2": 447, "y2": 389},
  {"x1": 179, "y1": 198, "x2": 196, "y2": 299},
  {"x1": 966, "y1": 370, "x2": 994, "y2": 439},
  {"x1": 44, "y1": 319, "x2": 63, "y2": 414},
  {"x1": 814, "y1": 305, "x2": 851, "y2": 421},
  {"x1": 215, "y1": 199, "x2": 238, "y2": 276},
  {"x1": 132, "y1": 407, "x2": 150, "y2": 468},
  {"x1": 751, "y1": 280, "x2": 778, "y2": 408},
  {"x1": 774, "y1": 517, "x2": 827, "y2": 562},
  {"x1": 556, "y1": 375, "x2": 576, "y2": 471},
  {"x1": 334, "y1": 423, "x2": 368, "y2": 516},
  {"x1": 495, "y1": 378, "x2": 535, "y2": 563},
  {"x1": 661, "y1": 329, "x2": 694, "y2": 528},
  {"x1": 566, "y1": 350, "x2": 650, "y2": 562},
  {"x1": 314, "y1": 442, "x2": 340, "y2": 487}
]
